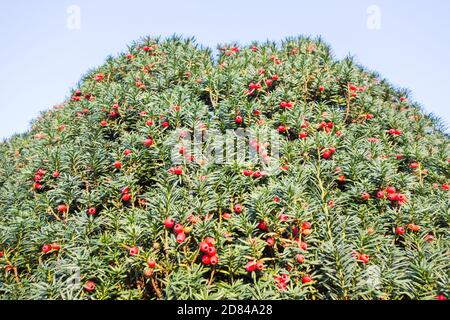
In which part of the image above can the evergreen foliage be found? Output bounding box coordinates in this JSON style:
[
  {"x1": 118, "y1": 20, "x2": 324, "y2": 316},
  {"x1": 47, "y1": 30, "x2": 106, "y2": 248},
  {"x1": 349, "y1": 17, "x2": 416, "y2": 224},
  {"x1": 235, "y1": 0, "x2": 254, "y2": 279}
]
[{"x1": 0, "y1": 36, "x2": 449, "y2": 300}]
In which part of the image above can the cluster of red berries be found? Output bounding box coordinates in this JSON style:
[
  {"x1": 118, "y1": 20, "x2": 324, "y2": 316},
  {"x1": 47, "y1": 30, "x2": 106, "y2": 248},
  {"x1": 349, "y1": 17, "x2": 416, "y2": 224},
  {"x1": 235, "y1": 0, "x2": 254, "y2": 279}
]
[
  {"x1": 248, "y1": 139, "x2": 271, "y2": 163},
  {"x1": 242, "y1": 168, "x2": 265, "y2": 179},
  {"x1": 223, "y1": 46, "x2": 240, "y2": 56},
  {"x1": 264, "y1": 74, "x2": 279, "y2": 87},
  {"x1": 395, "y1": 223, "x2": 420, "y2": 235},
  {"x1": 33, "y1": 168, "x2": 46, "y2": 190},
  {"x1": 274, "y1": 273, "x2": 289, "y2": 290},
  {"x1": 143, "y1": 44, "x2": 158, "y2": 53},
  {"x1": 163, "y1": 217, "x2": 186, "y2": 243},
  {"x1": 349, "y1": 84, "x2": 364, "y2": 97},
  {"x1": 199, "y1": 237, "x2": 219, "y2": 266},
  {"x1": 321, "y1": 146, "x2": 336, "y2": 159},
  {"x1": 169, "y1": 166, "x2": 183, "y2": 175},
  {"x1": 71, "y1": 89, "x2": 83, "y2": 101},
  {"x1": 33, "y1": 168, "x2": 59, "y2": 190},
  {"x1": 279, "y1": 101, "x2": 294, "y2": 109},
  {"x1": 318, "y1": 121, "x2": 334, "y2": 133},
  {"x1": 42, "y1": 242, "x2": 60, "y2": 254},
  {"x1": 374, "y1": 186, "x2": 408, "y2": 205},
  {"x1": 387, "y1": 128, "x2": 402, "y2": 135},
  {"x1": 121, "y1": 186, "x2": 131, "y2": 202},
  {"x1": 245, "y1": 260, "x2": 264, "y2": 272},
  {"x1": 108, "y1": 104, "x2": 120, "y2": 119}
]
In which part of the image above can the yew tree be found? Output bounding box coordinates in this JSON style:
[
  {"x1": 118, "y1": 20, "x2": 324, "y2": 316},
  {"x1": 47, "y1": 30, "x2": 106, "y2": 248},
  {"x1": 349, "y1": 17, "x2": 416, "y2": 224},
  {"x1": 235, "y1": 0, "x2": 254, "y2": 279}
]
[{"x1": 0, "y1": 36, "x2": 449, "y2": 300}]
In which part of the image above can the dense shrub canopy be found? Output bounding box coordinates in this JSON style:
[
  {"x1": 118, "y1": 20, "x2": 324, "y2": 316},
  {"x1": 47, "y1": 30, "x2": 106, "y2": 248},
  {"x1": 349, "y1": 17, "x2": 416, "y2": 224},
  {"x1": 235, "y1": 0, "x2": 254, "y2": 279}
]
[{"x1": 0, "y1": 36, "x2": 449, "y2": 300}]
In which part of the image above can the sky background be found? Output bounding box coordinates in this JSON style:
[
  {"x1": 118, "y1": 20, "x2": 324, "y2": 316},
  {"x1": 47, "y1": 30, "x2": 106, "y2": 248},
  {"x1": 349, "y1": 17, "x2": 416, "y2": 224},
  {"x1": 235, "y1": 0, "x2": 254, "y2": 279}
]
[{"x1": 1, "y1": 0, "x2": 449, "y2": 139}]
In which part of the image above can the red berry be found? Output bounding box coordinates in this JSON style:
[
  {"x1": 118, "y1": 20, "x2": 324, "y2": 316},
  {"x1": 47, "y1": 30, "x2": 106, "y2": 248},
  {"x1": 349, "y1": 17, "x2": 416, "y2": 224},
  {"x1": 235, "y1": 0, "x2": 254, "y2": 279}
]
[
  {"x1": 410, "y1": 162, "x2": 419, "y2": 169},
  {"x1": 202, "y1": 255, "x2": 211, "y2": 265},
  {"x1": 51, "y1": 243, "x2": 60, "y2": 251},
  {"x1": 233, "y1": 204, "x2": 243, "y2": 213},
  {"x1": 207, "y1": 247, "x2": 217, "y2": 257},
  {"x1": 362, "y1": 192, "x2": 370, "y2": 200},
  {"x1": 129, "y1": 246, "x2": 139, "y2": 256},
  {"x1": 114, "y1": 161, "x2": 122, "y2": 169},
  {"x1": 57, "y1": 204, "x2": 67, "y2": 213},
  {"x1": 42, "y1": 244, "x2": 52, "y2": 253},
  {"x1": 243, "y1": 169, "x2": 253, "y2": 177},
  {"x1": 376, "y1": 190, "x2": 386, "y2": 199},
  {"x1": 266, "y1": 237, "x2": 275, "y2": 246},
  {"x1": 301, "y1": 222, "x2": 311, "y2": 230},
  {"x1": 87, "y1": 207, "x2": 97, "y2": 215},
  {"x1": 358, "y1": 254, "x2": 369, "y2": 264},
  {"x1": 235, "y1": 116, "x2": 243, "y2": 124},
  {"x1": 245, "y1": 261, "x2": 256, "y2": 272},
  {"x1": 396, "y1": 194, "x2": 407, "y2": 204},
  {"x1": 302, "y1": 275, "x2": 312, "y2": 283},
  {"x1": 278, "y1": 125, "x2": 286, "y2": 133},
  {"x1": 255, "y1": 261, "x2": 264, "y2": 271},
  {"x1": 95, "y1": 73, "x2": 104, "y2": 82},
  {"x1": 436, "y1": 295, "x2": 448, "y2": 301},
  {"x1": 121, "y1": 186, "x2": 130, "y2": 194},
  {"x1": 176, "y1": 232, "x2": 186, "y2": 243},
  {"x1": 299, "y1": 131, "x2": 308, "y2": 139},
  {"x1": 143, "y1": 138, "x2": 154, "y2": 148},
  {"x1": 164, "y1": 217, "x2": 175, "y2": 228},
  {"x1": 210, "y1": 255, "x2": 218, "y2": 266},
  {"x1": 258, "y1": 221, "x2": 268, "y2": 231},
  {"x1": 122, "y1": 193, "x2": 131, "y2": 202},
  {"x1": 395, "y1": 226, "x2": 406, "y2": 235},
  {"x1": 322, "y1": 151, "x2": 331, "y2": 159},
  {"x1": 319, "y1": 86, "x2": 325, "y2": 92},
  {"x1": 252, "y1": 171, "x2": 262, "y2": 178},
  {"x1": 173, "y1": 224, "x2": 184, "y2": 234},
  {"x1": 173, "y1": 166, "x2": 183, "y2": 175},
  {"x1": 296, "y1": 254, "x2": 305, "y2": 264},
  {"x1": 204, "y1": 237, "x2": 215, "y2": 247},
  {"x1": 85, "y1": 280, "x2": 96, "y2": 292},
  {"x1": 147, "y1": 259, "x2": 156, "y2": 268},
  {"x1": 386, "y1": 186, "x2": 396, "y2": 194},
  {"x1": 200, "y1": 242, "x2": 210, "y2": 253},
  {"x1": 424, "y1": 234, "x2": 434, "y2": 242},
  {"x1": 52, "y1": 171, "x2": 60, "y2": 178}
]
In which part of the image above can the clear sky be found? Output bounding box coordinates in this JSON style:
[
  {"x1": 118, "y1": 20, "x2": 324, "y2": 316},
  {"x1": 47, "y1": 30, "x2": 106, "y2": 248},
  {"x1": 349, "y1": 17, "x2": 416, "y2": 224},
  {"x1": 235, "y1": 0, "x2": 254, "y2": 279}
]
[{"x1": 1, "y1": 0, "x2": 449, "y2": 139}]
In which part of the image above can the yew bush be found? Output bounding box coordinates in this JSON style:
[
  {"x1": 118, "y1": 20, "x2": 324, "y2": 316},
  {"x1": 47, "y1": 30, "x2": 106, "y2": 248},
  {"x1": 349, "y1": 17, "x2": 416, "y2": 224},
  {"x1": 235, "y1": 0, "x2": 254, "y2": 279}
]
[{"x1": 0, "y1": 36, "x2": 449, "y2": 300}]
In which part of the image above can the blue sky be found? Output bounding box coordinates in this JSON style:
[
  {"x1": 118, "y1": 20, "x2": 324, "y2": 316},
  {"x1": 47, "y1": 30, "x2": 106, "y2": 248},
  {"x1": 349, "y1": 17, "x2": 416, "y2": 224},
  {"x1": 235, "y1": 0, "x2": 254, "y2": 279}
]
[{"x1": 1, "y1": 0, "x2": 449, "y2": 139}]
